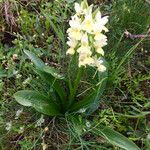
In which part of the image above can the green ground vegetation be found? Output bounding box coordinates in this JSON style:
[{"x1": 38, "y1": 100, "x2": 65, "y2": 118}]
[{"x1": 0, "y1": 0, "x2": 150, "y2": 149}]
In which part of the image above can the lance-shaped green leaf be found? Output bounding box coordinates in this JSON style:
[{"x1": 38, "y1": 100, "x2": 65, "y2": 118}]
[
  {"x1": 92, "y1": 125, "x2": 140, "y2": 150},
  {"x1": 70, "y1": 58, "x2": 108, "y2": 114},
  {"x1": 24, "y1": 50, "x2": 66, "y2": 102},
  {"x1": 24, "y1": 50, "x2": 64, "y2": 79},
  {"x1": 24, "y1": 50, "x2": 45, "y2": 69},
  {"x1": 70, "y1": 77, "x2": 107, "y2": 113},
  {"x1": 43, "y1": 66, "x2": 64, "y2": 80},
  {"x1": 35, "y1": 69, "x2": 66, "y2": 105},
  {"x1": 14, "y1": 90, "x2": 61, "y2": 116}
]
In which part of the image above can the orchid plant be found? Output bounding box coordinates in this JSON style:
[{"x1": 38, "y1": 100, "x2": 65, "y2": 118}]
[
  {"x1": 14, "y1": 0, "x2": 108, "y2": 116},
  {"x1": 13, "y1": 1, "x2": 141, "y2": 149}
]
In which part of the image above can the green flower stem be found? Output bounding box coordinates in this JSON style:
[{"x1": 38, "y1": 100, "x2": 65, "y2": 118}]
[
  {"x1": 67, "y1": 53, "x2": 78, "y2": 98},
  {"x1": 67, "y1": 57, "x2": 73, "y2": 94},
  {"x1": 69, "y1": 66, "x2": 84, "y2": 106}
]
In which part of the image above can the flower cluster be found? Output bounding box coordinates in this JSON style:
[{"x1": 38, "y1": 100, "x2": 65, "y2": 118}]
[{"x1": 66, "y1": 0, "x2": 108, "y2": 72}]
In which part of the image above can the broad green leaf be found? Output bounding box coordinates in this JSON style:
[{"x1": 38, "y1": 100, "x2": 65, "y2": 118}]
[
  {"x1": 24, "y1": 50, "x2": 64, "y2": 79},
  {"x1": 43, "y1": 66, "x2": 64, "y2": 79},
  {"x1": 24, "y1": 50, "x2": 45, "y2": 69},
  {"x1": 14, "y1": 90, "x2": 61, "y2": 116},
  {"x1": 92, "y1": 126, "x2": 140, "y2": 150}
]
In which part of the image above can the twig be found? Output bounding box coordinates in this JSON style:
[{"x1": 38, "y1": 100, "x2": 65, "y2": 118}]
[{"x1": 124, "y1": 30, "x2": 150, "y2": 39}]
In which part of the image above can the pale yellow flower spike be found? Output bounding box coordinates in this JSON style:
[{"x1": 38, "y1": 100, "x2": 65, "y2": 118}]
[{"x1": 66, "y1": 0, "x2": 109, "y2": 72}]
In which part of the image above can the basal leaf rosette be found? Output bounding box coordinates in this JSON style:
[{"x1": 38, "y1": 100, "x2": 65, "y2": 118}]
[{"x1": 66, "y1": 0, "x2": 109, "y2": 72}]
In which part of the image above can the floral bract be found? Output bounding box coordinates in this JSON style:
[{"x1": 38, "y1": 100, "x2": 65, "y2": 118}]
[{"x1": 66, "y1": 0, "x2": 109, "y2": 72}]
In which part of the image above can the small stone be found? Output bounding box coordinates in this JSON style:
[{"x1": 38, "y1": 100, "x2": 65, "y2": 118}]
[
  {"x1": 12, "y1": 54, "x2": 18, "y2": 60},
  {"x1": 44, "y1": 127, "x2": 49, "y2": 132}
]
